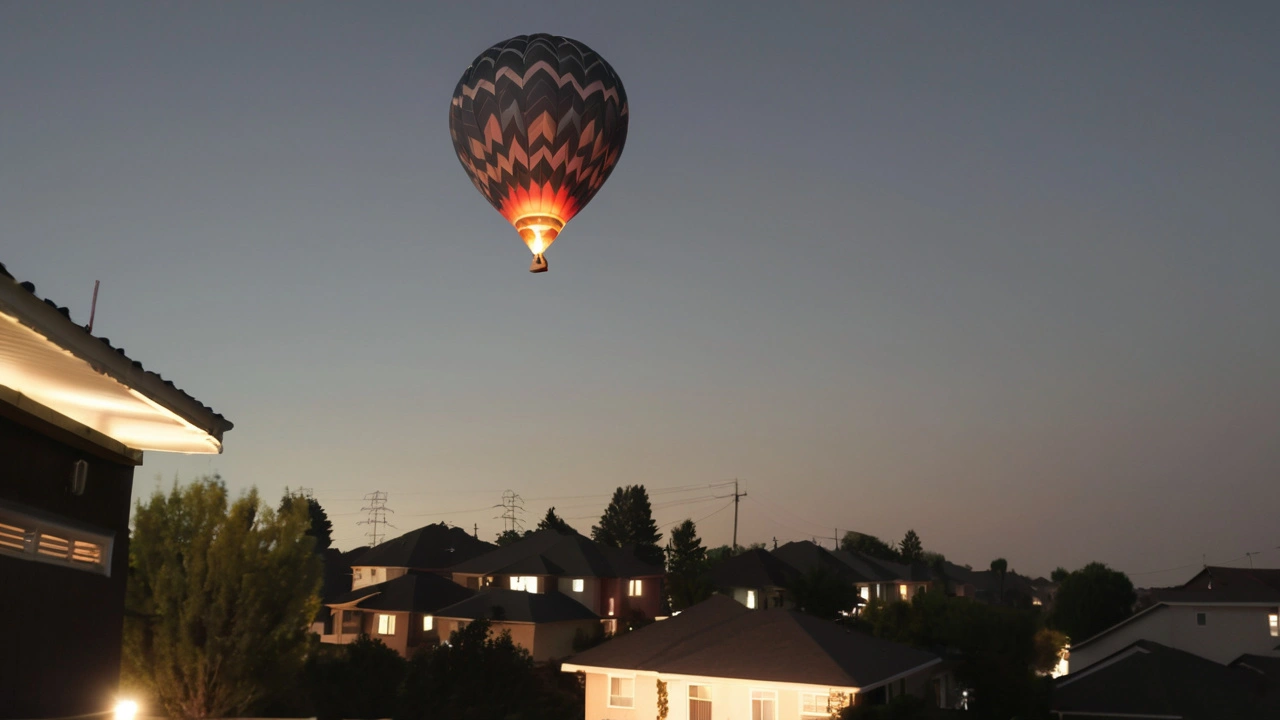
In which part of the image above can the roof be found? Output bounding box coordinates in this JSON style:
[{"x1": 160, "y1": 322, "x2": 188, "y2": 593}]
[
  {"x1": 830, "y1": 550, "x2": 902, "y2": 582},
  {"x1": 329, "y1": 570, "x2": 475, "y2": 613},
  {"x1": 707, "y1": 548, "x2": 802, "y2": 590},
  {"x1": 449, "y1": 529, "x2": 662, "y2": 578},
  {"x1": 0, "y1": 261, "x2": 232, "y2": 454},
  {"x1": 1158, "y1": 566, "x2": 1280, "y2": 604},
  {"x1": 772, "y1": 541, "x2": 866, "y2": 583},
  {"x1": 566, "y1": 595, "x2": 940, "y2": 690},
  {"x1": 1053, "y1": 640, "x2": 1271, "y2": 719},
  {"x1": 434, "y1": 588, "x2": 600, "y2": 623},
  {"x1": 355, "y1": 523, "x2": 496, "y2": 570}
]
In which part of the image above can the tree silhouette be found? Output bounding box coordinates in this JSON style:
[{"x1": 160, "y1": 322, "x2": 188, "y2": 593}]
[
  {"x1": 990, "y1": 558, "x2": 1009, "y2": 604},
  {"x1": 666, "y1": 519, "x2": 712, "y2": 610},
  {"x1": 840, "y1": 531, "x2": 900, "y2": 562},
  {"x1": 535, "y1": 506, "x2": 576, "y2": 535},
  {"x1": 280, "y1": 491, "x2": 333, "y2": 553},
  {"x1": 1050, "y1": 562, "x2": 1136, "y2": 643},
  {"x1": 592, "y1": 485, "x2": 664, "y2": 568},
  {"x1": 898, "y1": 529, "x2": 924, "y2": 564}
]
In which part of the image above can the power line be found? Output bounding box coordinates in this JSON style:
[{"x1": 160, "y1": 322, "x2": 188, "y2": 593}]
[{"x1": 495, "y1": 490, "x2": 525, "y2": 535}]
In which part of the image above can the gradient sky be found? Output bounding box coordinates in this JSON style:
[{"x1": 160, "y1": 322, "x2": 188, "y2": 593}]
[{"x1": 3, "y1": 2, "x2": 1277, "y2": 587}]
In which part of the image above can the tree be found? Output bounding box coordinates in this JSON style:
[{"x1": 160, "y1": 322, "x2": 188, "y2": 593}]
[
  {"x1": 281, "y1": 490, "x2": 334, "y2": 552},
  {"x1": 898, "y1": 529, "x2": 924, "y2": 564},
  {"x1": 990, "y1": 558, "x2": 1009, "y2": 604},
  {"x1": 496, "y1": 528, "x2": 532, "y2": 546},
  {"x1": 123, "y1": 477, "x2": 322, "y2": 718},
  {"x1": 307, "y1": 636, "x2": 407, "y2": 720},
  {"x1": 1049, "y1": 562, "x2": 1136, "y2": 643},
  {"x1": 666, "y1": 519, "x2": 713, "y2": 611},
  {"x1": 536, "y1": 506, "x2": 576, "y2": 535},
  {"x1": 840, "y1": 531, "x2": 900, "y2": 562},
  {"x1": 788, "y1": 566, "x2": 858, "y2": 620},
  {"x1": 1051, "y1": 566, "x2": 1069, "y2": 583},
  {"x1": 592, "y1": 485, "x2": 664, "y2": 568}
]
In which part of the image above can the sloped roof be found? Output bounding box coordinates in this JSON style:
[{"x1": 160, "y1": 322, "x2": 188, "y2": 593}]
[
  {"x1": 1053, "y1": 640, "x2": 1271, "y2": 719},
  {"x1": 773, "y1": 541, "x2": 866, "y2": 583},
  {"x1": 329, "y1": 570, "x2": 475, "y2": 613},
  {"x1": 830, "y1": 550, "x2": 903, "y2": 582},
  {"x1": 449, "y1": 529, "x2": 662, "y2": 578},
  {"x1": 566, "y1": 595, "x2": 939, "y2": 689},
  {"x1": 434, "y1": 588, "x2": 600, "y2": 623},
  {"x1": 1159, "y1": 566, "x2": 1280, "y2": 604},
  {"x1": 355, "y1": 523, "x2": 496, "y2": 570},
  {"x1": 707, "y1": 548, "x2": 802, "y2": 590},
  {"x1": 0, "y1": 261, "x2": 231, "y2": 453}
]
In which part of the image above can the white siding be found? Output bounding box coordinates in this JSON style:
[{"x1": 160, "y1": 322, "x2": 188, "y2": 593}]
[
  {"x1": 558, "y1": 576, "x2": 601, "y2": 614},
  {"x1": 1069, "y1": 604, "x2": 1280, "y2": 672}
]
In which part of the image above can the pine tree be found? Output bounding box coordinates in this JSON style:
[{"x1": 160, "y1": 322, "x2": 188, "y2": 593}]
[
  {"x1": 665, "y1": 519, "x2": 711, "y2": 610},
  {"x1": 535, "y1": 506, "x2": 576, "y2": 535},
  {"x1": 280, "y1": 491, "x2": 333, "y2": 552},
  {"x1": 592, "y1": 485, "x2": 664, "y2": 567},
  {"x1": 898, "y1": 529, "x2": 924, "y2": 563}
]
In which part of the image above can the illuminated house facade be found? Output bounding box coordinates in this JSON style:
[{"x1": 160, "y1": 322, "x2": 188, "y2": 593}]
[{"x1": 0, "y1": 263, "x2": 231, "y2": 720}]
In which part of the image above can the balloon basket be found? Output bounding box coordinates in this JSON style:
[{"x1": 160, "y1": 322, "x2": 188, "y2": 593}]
[{"x1": 529, "y1": 255, "x2": 549, "y2": 274}]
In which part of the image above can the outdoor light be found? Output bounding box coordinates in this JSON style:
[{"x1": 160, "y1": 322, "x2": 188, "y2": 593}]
[{"x1": 114, "y1": 700, "x2": 138, "y2": 720}]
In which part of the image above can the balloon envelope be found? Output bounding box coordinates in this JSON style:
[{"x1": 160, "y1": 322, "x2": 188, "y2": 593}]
[{"x1": 449, "y1": 34, "x2": 629, "y2": 266}]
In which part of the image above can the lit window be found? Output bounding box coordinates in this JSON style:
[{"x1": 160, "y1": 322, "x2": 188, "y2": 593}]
[
  {"x1": 608, "y1": 596, "x2": 615, "y2": 616},
  {"x1": 689, "y1": 684, "x2": 712, "y2": 720},
  {"x1": 746, "y1": 589, "x2": 757, "y2": 609},
  {"x1": 608, "y1": 676, "x2": 634, "y2": 708},
  {"x1": 1269, "y1": 612, "x2": 1278, "y2": 637},
  {"x1": 751, "y1": 689, "x2": 777, "y2": 720},
  {"x1": 510, "y1": 576, "x2": 538, "y2": 593},
  {"x1": 1197, "y1": 612, "x2": 1207, "y2": 626},
  {"x1": 898, "y1": 584, "x2": 908, "y2": 600},
  {"x1": 628, "y1": 579, "x2": 643, "y2": 596},
  {"x1": 377, "y1": 614, "x2": 396, "y2": 635},
  {"x1": 859, "y1": 586, "x2": 870, "y2": 601},
  {"x1": 800, "y1": 692, "x2": 828, "y2": 718},
  {"x1": 573, "y1": 578, "x2": 585, "y2": 593},
  {"x1": 423, "y1": 615, "x2": 433, "y2": 632}
]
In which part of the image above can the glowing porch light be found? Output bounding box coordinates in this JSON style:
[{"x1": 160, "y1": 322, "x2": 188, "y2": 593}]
[{"x1": 114, "y1": 700, "x2": 139, "y2": 720}]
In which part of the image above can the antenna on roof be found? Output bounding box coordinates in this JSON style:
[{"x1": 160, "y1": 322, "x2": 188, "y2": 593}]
[{"x1": 85, "y1": 280, "x2": 101, "y2": 333}]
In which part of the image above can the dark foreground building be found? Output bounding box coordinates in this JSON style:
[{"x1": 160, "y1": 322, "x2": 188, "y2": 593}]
[{"x1": 0, "y1": 263, "x2": 231, "y2": 720}]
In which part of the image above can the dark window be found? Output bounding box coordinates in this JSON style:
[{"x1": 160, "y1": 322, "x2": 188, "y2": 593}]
[{"x1": 1197, "y1": 612, "x2": 1207, "y2": 626}]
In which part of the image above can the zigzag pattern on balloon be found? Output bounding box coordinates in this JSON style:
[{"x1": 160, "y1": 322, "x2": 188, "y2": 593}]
[{"x1": 449, "y1": 34, "x2": 628, "y2": 230}]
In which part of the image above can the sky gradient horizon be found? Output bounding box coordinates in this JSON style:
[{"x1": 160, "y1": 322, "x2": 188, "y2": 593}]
[{"x1": 2, "y1": 1, "x2": 1277, "y2": 587}]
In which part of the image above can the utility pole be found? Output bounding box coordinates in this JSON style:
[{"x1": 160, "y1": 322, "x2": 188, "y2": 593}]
[
  {"x1": 473, "y1": 523, "x2": 479, "y2": 539},
  {"x1": 731, "y1": 479, "x2": 747, "y2": 552},
  {"x1": 357, "y1": 491, "x2": 395, "y2": 546}
]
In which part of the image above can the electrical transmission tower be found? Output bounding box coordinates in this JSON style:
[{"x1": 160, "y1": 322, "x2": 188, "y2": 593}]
[
  {"x1": 358, "y1": 491, "x2": 395, "y2": 546},
  {"x1": 494, "y1": 490, "x2": 525, "y2": 536}
]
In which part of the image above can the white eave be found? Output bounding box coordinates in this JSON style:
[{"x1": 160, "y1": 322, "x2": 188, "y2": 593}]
[{"x1": 0, "y1": 274, "x2": 230, "y2": 455}]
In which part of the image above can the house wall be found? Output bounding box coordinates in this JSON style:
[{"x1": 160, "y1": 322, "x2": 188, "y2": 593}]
[
  {"x1": 579, "y1": 672, "x2": 863, "y2": 720},
  {"x1": 351, "y1": 565, "x2": 408, "y2": 590},
  {"x1": 558, "y1": 576, "x2": 601, "y2": 613},
  {"x1": 0, "y1": 410, "x2": 135, "y2": 720},
  {"x1": 532, "y1": 619, "x2": 601, "y2": 662},
  {"x1": 1069, "y1": 604, "x2": 1280, "y2": 672}
]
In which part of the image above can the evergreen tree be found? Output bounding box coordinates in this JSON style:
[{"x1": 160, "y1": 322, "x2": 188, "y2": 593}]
[
  {"x1": 592, "y1": 485, "x2": 664, "y2": 567},
  {"x1": 124, "y1": 477, "x2": 322, "y2": 718},
  {"x1": 665, "y1": 519, "x2": 712, "y2": 610},
  {"x1": 280, "y1": 490, "x2": 333, "y2": 553},
  {"x1": 495, "y1": 529, "x2": 532, "y2": 546},
  {"x1": 535, "y1": 506, "x2": 576, "y2": 535},
  {"x1": 898, "y1": 529, "x2": 924, "y2": 563},
  {"x1": 990, "y1": 558, "x2": 1010, "y2": 604}
]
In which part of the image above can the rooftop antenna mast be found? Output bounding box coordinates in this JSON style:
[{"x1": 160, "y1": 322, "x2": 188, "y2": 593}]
[{"x1": 85, "y1": 280, "x2": 101, "y2": 333}]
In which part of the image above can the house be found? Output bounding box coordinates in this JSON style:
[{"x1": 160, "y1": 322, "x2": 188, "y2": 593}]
[
  {"x1": 1051, "y1": 639, "x2": 1280, "y2": 719},
  {"x1": 562, "y1": 595, "x2": 951, "y2": 720},
  {"x1": 321, "y1": 570, "x2": 475, "y2": 657},
  {"x1": 433, "y1": 588, "x2": 602, "y2": 662},
  {"x1": 1067, "y1": 566, "x2": 1280, "y2": 673},
  {"x1": 448, "y1": 529, "x2": 664, "y2": 631},
  {"x1": 707, "y1": 547, "x2": 803, "y2": 610},
  {"x1": 829, "y1": 549, "x2": 933, "y2": 603},
  {"x1": 347, "y1": 522, "x2": 495, "y2": 591},
  {"x1": 0, "y1": 263, "x2": 231, "y2": 720}
]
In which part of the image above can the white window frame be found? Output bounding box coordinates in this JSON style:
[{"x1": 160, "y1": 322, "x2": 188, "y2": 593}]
[
  {"x1": 377, "y1": 613, "x2": 396, "y2": 635},
  {"x1": 607, "y1": 675, "x2": 635, "y2": 708},
  {"x1": 423, "y1": 615, "x2": 433, "y2": 632},
  {"x1": 510, "y1": 575, "x2": 538, "y2": 593},
  {"x1": 799, "y1": 691, "x2": 829, "y2": 718},
  {"x1": 751, "y1": 688, "x2": 778, "y2": 720},
  {"x1": 746, "y1": 589, "x2": 757, "y2": 609},
  {"x1": 0, "y1": 502, "x2": 113, "y2": 577},
  {"x1": 688, "y1": 684, "x2": 712, "y2": 720},
  {"x1": 572, "y1": 578, "x2": 585, "y2": 593},
  {"x1": 1269, "y1": 611, "x2": 1278, "y2": 637},
  {"x1": 608, "y1": 596, "x2": 615, "y2": 616},
  {"x1": 628, "y1": 579, "x2": 643, "y2": 596}
]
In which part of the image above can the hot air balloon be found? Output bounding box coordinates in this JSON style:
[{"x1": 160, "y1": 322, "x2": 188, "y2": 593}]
[{"x1": 449, "y1": 34, "x2": 628, "y2": 273}]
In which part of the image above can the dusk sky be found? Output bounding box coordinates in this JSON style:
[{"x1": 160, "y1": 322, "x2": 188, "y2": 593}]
[{"x1": 3, "y1": 2, "x2": 1277, "y2": 587}]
